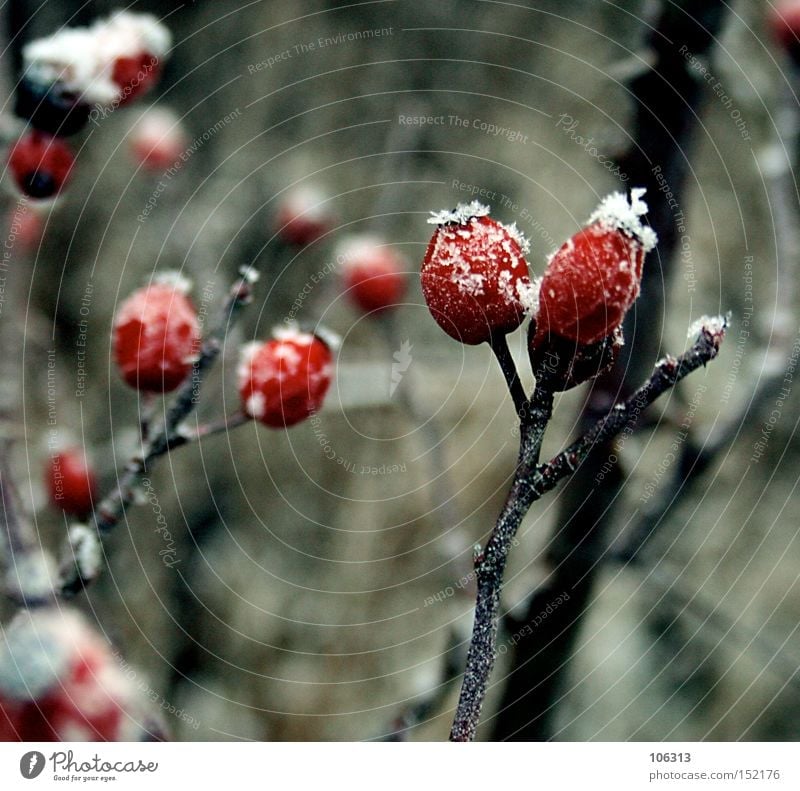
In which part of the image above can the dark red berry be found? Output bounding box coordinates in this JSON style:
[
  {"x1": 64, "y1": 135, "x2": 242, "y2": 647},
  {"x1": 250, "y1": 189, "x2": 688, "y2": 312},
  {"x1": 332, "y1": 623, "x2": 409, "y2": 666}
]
[
  {"x1": 46, "y1": 447, "x2": 97, "y2": 517},
  {"x1": 7, "y1": 132, "x2": 74, "y2": 200},
  {"x1": 421, "y1": 202, "x2": 534, "y2": 345},
  {"x1": 14, "y1": 75, "x2": 90, "y2": 137}
]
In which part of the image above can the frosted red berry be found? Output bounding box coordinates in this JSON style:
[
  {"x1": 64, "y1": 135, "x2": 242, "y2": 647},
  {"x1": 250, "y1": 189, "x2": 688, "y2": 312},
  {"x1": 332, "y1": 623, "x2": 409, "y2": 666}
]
[
  {"x1": 7, "y1": 132, "x2": 74, "y2": 200},
  {"x1": 238, "y1": 328, "x2": 334, "y2": 428},
  {"x1": 0, "y1": 610, "x2": 164, "y2": 741},
  {"x1": 275, "y1": 187, "x2": 333, "y2": 247},
  {"x1": 46, "y1": 447, "x2": 97, "y2": 517},
  {"x1": 533, "y1": 189, "x2": 657, "y2": 347},
  {"x1": 769, "y1": 0, "x2": 800, "y2": 59},
  {"x1": 113, "y1": 276, "x2": 201, "y2": 393},
  {"x1": 421, "y1": 202, "x2": 534, "y2": 345},
  {"x1": 129, "y1": 108, "x2": 186, "y2": 171},
  {"x1": 112, "y1": 52, "x2": 160, "y2": 104},
  {"x1": 339, "y1": 235, "x2": 407, "y2": 314}
]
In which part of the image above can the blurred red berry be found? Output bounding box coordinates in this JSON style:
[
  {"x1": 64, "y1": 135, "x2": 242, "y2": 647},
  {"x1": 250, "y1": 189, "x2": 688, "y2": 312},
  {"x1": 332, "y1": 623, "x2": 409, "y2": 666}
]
[
  {"x1": 113, "y1": 276, "x2": 201, "y2": 393},
  {"x1": 338, "y1": 235, "x2": 407, "y2": 314},
  {"x1": 421, "y1": 202, "x2": 534, "y2": 345},
  {"x1": 46, "y1": 447, "x2": 97, "y2": 517},
  {"x1": 129, "y1": 108, "x2": 187, "y2": 171},
  {"x1": 112, "y1": 52, "x2": 161, "y2": 104},
  {"x1": 533, "y1": 188, "x2": 657, "y2": 347},
  {"x1": 0, "y1": 610, "x2": 165, "y2": 741},
  {"x1": 7, "y1": 131, "x2": 74, "y2": 200},
  {"x1": 5, "y1": 205, "x2": 44, "y2": 254},
  {"x1": 769, "y1": 0, "x2": 800, "y2": 60},
  {"x1": 275, "y1": 187, "x2": 333, "y2": 246},
  {"x1": 238, "y1": 328, "x2": 334, "y2": 428}
]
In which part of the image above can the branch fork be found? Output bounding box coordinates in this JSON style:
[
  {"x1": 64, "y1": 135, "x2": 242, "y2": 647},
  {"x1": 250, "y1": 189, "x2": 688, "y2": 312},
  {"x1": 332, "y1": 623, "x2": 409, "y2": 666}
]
[{"x1": 449, "y1": 316, "x2": 727, "y2": 741}]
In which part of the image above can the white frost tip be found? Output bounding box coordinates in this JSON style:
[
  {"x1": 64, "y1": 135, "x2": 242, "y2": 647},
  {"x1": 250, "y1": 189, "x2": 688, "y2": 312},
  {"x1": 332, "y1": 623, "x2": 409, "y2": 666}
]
[
  {"x1": 239, "y1": 265, "x2": 260, "y2": 284},
  {"x1": 153, "y1": 270, "x2": 192, "y2": 294},
  {"x1": 428, "y1": 201, "x2": 491, "y2": 226},
  {"x1": 501, "y1": 220, "x2": 531, "y2": 256},
  {"x1": 68, "y1": 524, "x2": 102, "y2": 581},
  {"x1": 687, "y1": 314, "x2": 728, "y2": 339},
  {"x1": 312, "y1": 325, "x2": 342, "y2": 352},
  {"x1": 587, "y1": 187, "x2": 658, "y2": 252},
  {"x1": 236, "y1": 341, "x2": 263, "y2": 386}
]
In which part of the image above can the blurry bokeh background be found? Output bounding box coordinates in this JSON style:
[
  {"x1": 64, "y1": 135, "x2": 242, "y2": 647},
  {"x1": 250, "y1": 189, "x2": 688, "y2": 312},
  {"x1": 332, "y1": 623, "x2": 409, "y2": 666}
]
[{"x1": 2, "y1": 0, "x2": 800, "y2": 741}]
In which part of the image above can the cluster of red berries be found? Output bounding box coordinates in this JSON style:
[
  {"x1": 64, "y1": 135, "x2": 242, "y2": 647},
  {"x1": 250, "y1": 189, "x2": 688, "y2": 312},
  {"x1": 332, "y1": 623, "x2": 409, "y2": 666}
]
[
  {"x1": 421, "y1": 190, "x2": 657, "y2": 389},
  {"x1": 111, "y1": 274, "x2": 335, "y2": 430},
  {"x1": 0, "y1": 609, "x2": 164, "y2": 741},
  {"x1": 6, "y1": 12, "x2": 171, "y2": 200}
]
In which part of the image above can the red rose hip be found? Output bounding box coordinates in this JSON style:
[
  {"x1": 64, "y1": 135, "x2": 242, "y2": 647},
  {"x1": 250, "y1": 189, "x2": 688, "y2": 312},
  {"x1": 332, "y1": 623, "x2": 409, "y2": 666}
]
[
  {"x1": 769, "y1": 0, "x2": 800, "y2": 62},
  {"x1": 533, "y1": 188, "x2": 657, "y2": 347},
  {"x1": 113, "y1": 275, "x2": 201, "y2": 393},
  {"x1": 238, "y1": 327, "x2": 334, "y2": 428},
  {"x1": 275, "y1": 186, "x2": 333, "y2": 247},
  {"x1": 421, "y1": 201, "x2": 535, "y2": 345},
  {"x1": 46, "y1": 447, "x2": 97, "y2": 517},
  {"x1": 129, "y1": 108, "x2": 187, "y2": 171},
  {"x1": 0, "y1": 609, "x2": 165, "y2": 741},
  {"x1": 338, "y1": 235, "x2": 407, "y2": 314},
  {"x1": 7, "y1": 132, "x2": 74, "y2": 200}
]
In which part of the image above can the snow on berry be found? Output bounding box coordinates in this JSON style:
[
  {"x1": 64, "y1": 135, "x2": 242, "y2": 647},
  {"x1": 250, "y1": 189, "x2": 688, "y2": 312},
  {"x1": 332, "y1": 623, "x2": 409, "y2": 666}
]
[
  {"x1": 46, "y1": 447, "x2": 97, "y2": 517},
  {"x1": 7, "y1": 132, "x2": 74, "y2": 200},
  {"x1": 238, "y1": 326, "x2": 334, "y2": 428},
  {"x1": 22, "y1": 11, "x2": 170, "y2": 107},
  {"x1": 275, "y1": 186, "x2": 334, "y2": 247},
  {"x1": 421, "y1": 202, "x2": 533, "y2": 345},
  {"x1": 533, "y1": 188, "x2": 657, "y2": 347},
  {"x1": 337, "y1": 234, "x2": 408, "y2": 314},
  {"x1": 113, "y1": 275, "x2": 201, "y2": 393},
  {"x1": 129, "y1": 108, "x2": 187, "y2": 171},
  {"x1": 0, "y1": 609, "x2": 164, "y2": 741}
]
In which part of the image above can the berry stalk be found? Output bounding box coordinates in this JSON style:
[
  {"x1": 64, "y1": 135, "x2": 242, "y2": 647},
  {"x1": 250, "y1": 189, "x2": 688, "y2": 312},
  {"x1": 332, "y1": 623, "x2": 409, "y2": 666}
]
[{"x1": 449, "y1": 318, "x2": 727, "y2": 741}]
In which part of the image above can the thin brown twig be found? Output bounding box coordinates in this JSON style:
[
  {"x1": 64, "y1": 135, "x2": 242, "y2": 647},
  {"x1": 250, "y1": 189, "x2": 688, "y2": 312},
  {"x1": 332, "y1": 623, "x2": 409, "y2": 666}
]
[
  {"x1": 57, "y1": 270, "x2": 257, "y2": 597},
  {"x1": 449, "y1": 318, "x2": 727, "y2": 741}
]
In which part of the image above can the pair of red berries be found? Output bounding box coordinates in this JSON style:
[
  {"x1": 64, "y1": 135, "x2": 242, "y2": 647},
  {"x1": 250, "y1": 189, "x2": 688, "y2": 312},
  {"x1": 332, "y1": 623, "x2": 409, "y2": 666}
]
[
  {"x1": 274, "y1": 188, "x2": 409, "y2": 314},
  {"x1": 112, "y1": 276, "x2": 334, "y2": 428},
  {"x1": 421, "y1": 189, "x2": 657, "y2": 383}
]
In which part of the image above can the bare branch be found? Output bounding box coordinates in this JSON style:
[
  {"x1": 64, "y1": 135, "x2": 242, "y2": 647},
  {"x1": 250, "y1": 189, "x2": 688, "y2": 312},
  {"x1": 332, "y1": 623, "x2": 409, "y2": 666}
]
[
  {"x1": 57, "y1": 269, "x2": 257, "y2": 597},
  {"x1": 449, "y1": 318, "x2": 727, "y2": 741}
]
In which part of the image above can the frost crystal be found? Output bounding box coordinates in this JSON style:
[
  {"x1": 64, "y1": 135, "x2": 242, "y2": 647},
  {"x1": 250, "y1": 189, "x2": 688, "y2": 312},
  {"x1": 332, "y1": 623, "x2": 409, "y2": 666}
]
[
  {"x1": 239, "y1": 265, "x2": 261, "y2": 284},
  {"x1": 428, "y1": 201, "x2": 491, "y2": 226},
  {"x1": 501, "y1": 221, "x2": 531, "y2": 255},
  {"x1": 687, "y1": 314, "x2": 727, "y2": 339},
  {"x1": 588, "y1": 187, "x2": 658, "y2": 252},
  {"x1": 517, "y1": 276, "x2": 541, "y2": 316}
]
